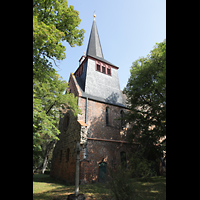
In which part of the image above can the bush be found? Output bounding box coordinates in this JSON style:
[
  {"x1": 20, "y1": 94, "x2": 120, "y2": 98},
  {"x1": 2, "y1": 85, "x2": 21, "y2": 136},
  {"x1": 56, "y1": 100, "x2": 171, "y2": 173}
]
[
  {"x1": 107, "y1": 167, "x2": 136, "y2": 200},
  {"x1": 129, "y1": 154, "x2": 157, "y2": 178}
]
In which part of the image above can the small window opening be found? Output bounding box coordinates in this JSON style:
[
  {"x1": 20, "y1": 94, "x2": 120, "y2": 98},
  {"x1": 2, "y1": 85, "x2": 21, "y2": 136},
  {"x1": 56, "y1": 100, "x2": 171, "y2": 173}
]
[
  {"x1": 107, "y1": 68, "x2": 111, "y2": 75},
  {"x1": 102, "y1": 66, "x2": 106, "y2": 73},
  {"x1": 97, "y1": 64, "x2": 101, "y2": 72}
]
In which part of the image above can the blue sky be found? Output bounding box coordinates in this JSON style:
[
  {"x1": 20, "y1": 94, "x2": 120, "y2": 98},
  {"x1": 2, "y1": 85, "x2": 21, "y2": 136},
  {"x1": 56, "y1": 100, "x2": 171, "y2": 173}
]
[{"x1": 53, "y1": 0, "x2": 166, "y2": 90}]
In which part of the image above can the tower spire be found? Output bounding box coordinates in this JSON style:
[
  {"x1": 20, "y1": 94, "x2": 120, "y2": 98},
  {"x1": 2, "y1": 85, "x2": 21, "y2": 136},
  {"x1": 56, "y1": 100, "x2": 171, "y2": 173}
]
[{"x1": 86, "y1": 15, "x2": 103, "y2": 58}]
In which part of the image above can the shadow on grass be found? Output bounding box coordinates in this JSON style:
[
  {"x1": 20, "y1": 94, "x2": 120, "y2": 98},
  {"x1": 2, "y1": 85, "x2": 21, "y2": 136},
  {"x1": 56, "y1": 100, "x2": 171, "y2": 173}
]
[
  {"x1": 33, "y1": 173, "x2": 73, "y2": 186},
  {"x1": 131, "y1": 176, "x2": 166, "y2": 200},
  {"x1": 33, "y1": 174, "x2": 165, "y2": 200},
  {"x1": 33, "y1": 174, "x2": 55, "y2": 183},
  {"x1": 33, "y1": 174, "x2": 111, "y2": 200},
  {"x1": 33, "y1": 187, "x2": 73, "y2": 200}
]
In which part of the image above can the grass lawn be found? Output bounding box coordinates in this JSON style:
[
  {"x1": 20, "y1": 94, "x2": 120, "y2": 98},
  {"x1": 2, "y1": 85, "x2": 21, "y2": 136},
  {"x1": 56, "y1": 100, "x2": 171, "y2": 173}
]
[{"x1": 33, "y1": 174, "x2": 166, "y2": 200}]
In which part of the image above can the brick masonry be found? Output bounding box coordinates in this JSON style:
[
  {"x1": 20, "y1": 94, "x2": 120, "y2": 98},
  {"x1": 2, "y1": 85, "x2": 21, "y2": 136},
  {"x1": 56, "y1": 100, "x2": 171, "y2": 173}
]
[
  {"x1": 50, "y1": 110, "x2": 81, "y2": 183},
  {"x1": 50, "y1": 95, "x2": 138, "y2": 184}
]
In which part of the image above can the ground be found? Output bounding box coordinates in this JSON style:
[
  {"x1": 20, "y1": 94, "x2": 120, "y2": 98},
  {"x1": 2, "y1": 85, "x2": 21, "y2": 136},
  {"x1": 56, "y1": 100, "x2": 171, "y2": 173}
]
[{"x1": 33, "y1": 174, "x2": 166, "y2": 200}]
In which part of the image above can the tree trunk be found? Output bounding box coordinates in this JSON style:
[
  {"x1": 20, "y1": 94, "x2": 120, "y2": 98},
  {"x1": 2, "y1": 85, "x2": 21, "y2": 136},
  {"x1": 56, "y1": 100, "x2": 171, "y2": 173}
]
[
  {"x1": 41, "y1": 140, "x2": 56, "y2": 174},
  {"x1": 41, "y1": 155, "x2": 48, "y2": 174}
]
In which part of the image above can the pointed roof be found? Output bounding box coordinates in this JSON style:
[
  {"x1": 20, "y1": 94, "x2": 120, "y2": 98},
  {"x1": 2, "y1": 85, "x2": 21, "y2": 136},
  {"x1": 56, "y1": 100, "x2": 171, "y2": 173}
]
[
  {"x1": 86, "y1": 19, "x2": 104, "y2": 58},
  {"x1": 85, "y1": 17, "x2": 118, "y2": 68},
  {"x1": 70, "y1": 16, "x2": 126, "y2": 108}
]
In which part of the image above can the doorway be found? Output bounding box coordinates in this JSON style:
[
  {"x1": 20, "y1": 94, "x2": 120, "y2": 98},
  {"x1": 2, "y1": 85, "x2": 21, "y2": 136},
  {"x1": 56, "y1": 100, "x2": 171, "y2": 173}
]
[{"x1": 98, "y1": 162, "x2": 107, "y2": 182}]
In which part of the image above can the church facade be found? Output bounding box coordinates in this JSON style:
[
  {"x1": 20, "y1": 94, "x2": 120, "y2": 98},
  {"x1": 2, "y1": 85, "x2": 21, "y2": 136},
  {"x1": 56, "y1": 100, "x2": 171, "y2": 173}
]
[{"x1": 50, "y1": 16, "x2": 138, "y2": 184}]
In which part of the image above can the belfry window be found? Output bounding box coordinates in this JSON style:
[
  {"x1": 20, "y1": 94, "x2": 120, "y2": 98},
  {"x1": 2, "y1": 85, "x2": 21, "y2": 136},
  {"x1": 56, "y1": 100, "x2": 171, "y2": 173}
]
[
  {"x1": 96, "y1": 61, "x2": 112, "y2": 76},
  {"x1": 107, "y1": 68, "x2": 111, "y2": 75},
  {"x1": 97, "y1": 64, "x2": 101, "y2": 72},
  {"x1": 102, "y1": 66, "x2": 106, "y2": 73}
]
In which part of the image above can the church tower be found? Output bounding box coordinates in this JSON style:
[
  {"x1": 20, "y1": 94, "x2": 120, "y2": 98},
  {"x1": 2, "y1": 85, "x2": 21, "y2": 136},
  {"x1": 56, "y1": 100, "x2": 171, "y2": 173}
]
[
  {"x1": 72, "y1": 15, "x2": 126, "y2": 107},
  {"x1": 50, "y1": 16, "x2": 136, "y2": 184}
]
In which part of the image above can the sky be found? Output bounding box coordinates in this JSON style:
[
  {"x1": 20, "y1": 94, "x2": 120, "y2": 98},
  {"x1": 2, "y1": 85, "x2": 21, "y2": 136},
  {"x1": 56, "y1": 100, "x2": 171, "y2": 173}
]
[{"x1": 53, "y1": 0, "x2": 166, "y2": 90}]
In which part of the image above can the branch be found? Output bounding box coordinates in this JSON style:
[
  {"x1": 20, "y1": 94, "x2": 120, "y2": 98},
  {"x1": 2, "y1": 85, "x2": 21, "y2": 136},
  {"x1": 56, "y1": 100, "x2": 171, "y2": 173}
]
[
  {"x1": 46, "y1": 100, "x2": 57, "y2": 115},
  {"x1": 40, "y1": 52, "x2": 61, "y2": 69}
]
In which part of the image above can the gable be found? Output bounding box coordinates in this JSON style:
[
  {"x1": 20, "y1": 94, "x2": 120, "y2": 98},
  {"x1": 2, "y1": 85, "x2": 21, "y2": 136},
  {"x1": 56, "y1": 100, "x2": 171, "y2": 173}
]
[{"x1": 68, "y1": 72, "x2": 82, "y2": 97}]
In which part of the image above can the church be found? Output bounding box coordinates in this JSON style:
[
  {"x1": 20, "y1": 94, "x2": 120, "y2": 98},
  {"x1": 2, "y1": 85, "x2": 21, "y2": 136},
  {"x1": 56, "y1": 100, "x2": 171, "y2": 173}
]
[{"x1": 50, "y1": 15, "x2": 138, "y2": 184}]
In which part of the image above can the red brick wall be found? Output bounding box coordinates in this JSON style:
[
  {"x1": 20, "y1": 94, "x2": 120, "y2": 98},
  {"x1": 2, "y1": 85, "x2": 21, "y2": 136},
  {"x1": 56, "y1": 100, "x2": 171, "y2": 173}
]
[
  {"x1": 50, "y1": 110, "x2": 81, "y2": 184},
  {"x1": 77, "y1": 97, "x2": 136, "y2": 184},
  {"x1": 50, "y1": 151, "x2": 76, "y2": 183},
  {"x1": 78, "y1": 97, "x2": 129, "y2": 141},
  {"x1": 51, "y1": 92, "x2": 137, "y2": 184},
  {"x1": 80, "y1": 140, "x2": 135, "y2": 184}
]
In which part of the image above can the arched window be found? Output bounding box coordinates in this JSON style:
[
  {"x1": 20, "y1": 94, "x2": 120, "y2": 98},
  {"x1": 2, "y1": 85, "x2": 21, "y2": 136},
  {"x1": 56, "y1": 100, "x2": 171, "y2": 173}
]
[
  {"x1": 120, "y1": 151, "x2": 127, "y2": 168},
  {"x1": 106, "y1": 107, "x2": 109, "y2": 126},
  {"x1": 120, "y1": 110, "x2": 125, "y2": 129}
]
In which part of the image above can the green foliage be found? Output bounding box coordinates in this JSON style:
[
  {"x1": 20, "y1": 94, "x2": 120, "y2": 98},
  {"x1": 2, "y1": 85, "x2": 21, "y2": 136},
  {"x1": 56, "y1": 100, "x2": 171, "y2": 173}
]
[
  {"x1": 33, "y1": 68, "x2": 81, "y2": 156},
  {"x1": 108, "y1": 167, "x2": 136, "y2": 200},
  {"x1": 33, "y1": 0, "x2": 85, "y2": 80},
  {"x1": 33, "y1": 0, "x2": 85, "y2": 63},
  {"x1": 33, "y1": 0, "x2": 84, "y2": 161},
  {"x1": 129, "y1": 148, "x2": 157, "y2": 178},
  {"x1": 124, "y1": 39, "x2": 166, "y2": 174}
]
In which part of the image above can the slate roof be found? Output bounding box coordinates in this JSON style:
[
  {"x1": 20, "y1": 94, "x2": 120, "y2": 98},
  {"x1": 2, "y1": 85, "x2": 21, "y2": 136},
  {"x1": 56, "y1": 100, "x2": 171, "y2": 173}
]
[
  {"x1": 71, "y1": 18, "x2": 127, "y2": 108},
  {"x1": 75, "y1": 75, "x2": 127, "y2": 108},
  {"x1": 86, "y1": 19, "x2": 118, "y2": 68},
  {"x1": 86, "y1": 19, "x2": 103, "y2": 58}
]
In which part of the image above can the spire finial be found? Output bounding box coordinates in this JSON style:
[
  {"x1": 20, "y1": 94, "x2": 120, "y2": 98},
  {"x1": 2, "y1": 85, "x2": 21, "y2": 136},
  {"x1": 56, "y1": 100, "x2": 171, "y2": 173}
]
[{"x1": 93, "y1": 11, "x2": 96, "y2": 19}]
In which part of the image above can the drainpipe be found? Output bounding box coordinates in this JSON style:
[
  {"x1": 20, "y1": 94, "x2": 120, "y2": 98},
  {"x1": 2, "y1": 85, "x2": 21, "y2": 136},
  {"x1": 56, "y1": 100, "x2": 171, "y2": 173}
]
[
  {"x1": 84, "y1": 97, "x2": 88, "y2": 159},
  {"x1": 85, "y1": 97, "x2": 88, "y2": 124}
]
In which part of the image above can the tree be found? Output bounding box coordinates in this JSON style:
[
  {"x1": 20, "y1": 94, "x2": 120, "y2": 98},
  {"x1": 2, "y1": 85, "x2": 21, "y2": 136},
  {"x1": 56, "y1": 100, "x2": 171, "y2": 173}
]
[
  {"x1": 33, "y1": 71, "x2": 80, "y2": 172},
  {"x1": 33, "y1": 0, "x2": 85, "y2": 66},
  {"x1": 33, "y1": 0, "x2": 85, "y2": 172},
  {"x1": 124, "y1": 39, "x2": 166, "y2": 174}
]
